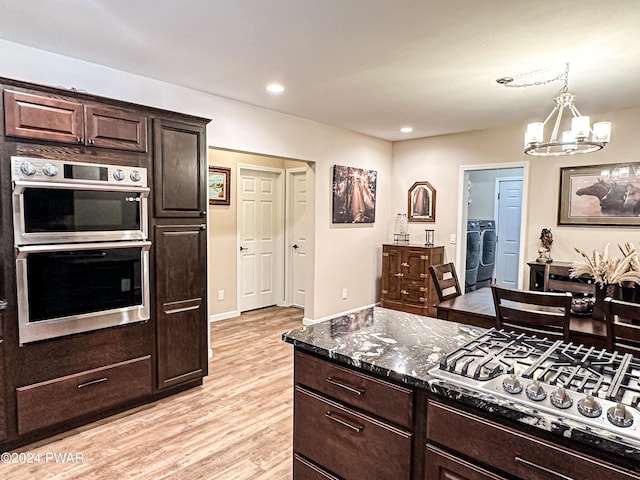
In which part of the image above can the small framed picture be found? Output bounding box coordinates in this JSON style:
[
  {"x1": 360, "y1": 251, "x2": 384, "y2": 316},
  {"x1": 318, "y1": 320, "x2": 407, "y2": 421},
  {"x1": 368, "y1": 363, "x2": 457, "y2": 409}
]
[
  {"x1": 408, "y1": 181, "x2": 436, "y2": 222},
  {"x1": 209, "y1": 166, "x2": 231, "y2": 205}
]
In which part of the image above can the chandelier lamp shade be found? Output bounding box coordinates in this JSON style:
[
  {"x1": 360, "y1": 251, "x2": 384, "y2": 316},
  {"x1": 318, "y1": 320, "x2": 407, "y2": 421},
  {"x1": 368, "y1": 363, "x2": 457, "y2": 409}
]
[{"x1": 499, "y1": 63, "x2": 611, "y2": 157}]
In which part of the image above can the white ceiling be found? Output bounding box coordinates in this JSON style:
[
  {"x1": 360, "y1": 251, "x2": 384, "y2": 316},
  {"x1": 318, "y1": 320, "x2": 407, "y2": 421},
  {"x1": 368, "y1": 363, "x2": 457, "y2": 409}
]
[{"x1": 1, "y1": 0, "x2": 639, "y2": 141}]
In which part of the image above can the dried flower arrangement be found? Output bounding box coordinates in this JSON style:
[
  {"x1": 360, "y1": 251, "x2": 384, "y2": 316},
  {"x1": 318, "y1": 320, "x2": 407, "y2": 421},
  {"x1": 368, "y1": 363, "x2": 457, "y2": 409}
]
[{"x1": 570, "y1": 243, "x2": 640, "y2": 287}]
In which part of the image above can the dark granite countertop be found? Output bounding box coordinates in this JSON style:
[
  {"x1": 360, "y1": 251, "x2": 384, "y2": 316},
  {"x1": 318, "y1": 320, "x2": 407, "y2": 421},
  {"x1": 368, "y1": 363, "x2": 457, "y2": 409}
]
[
  {"x1": 283, "y1": 306, "x2": 640, "y2": 473},
  {"x1": 282, "y1": 306, "x2": 484, "y2": 389}
]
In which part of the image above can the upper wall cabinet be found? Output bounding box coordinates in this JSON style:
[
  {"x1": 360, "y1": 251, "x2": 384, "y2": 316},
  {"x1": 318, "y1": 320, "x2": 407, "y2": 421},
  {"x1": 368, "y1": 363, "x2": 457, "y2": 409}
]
[
  {"x1": 3, "y1": 90, "x2": 148, "y2": 152},
  {"x1": 153, "y1": 119, "x2": 207, "y2": 218}
]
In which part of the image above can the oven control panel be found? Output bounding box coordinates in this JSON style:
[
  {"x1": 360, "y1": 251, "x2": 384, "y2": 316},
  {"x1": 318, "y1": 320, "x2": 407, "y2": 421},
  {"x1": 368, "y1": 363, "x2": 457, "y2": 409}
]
[{"x1": 11, "y1": 157, "x2": 147, "y2": 187}]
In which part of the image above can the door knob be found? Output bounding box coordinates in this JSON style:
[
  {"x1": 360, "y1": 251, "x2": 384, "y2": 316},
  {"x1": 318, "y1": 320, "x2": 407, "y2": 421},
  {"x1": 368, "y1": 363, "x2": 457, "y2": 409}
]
[
  {"x1": 240, "y1": 246, "x2": 247, "y2": 251},
  {"x1": 292, "y1": 244, "x2": 299, "y2": 249}
]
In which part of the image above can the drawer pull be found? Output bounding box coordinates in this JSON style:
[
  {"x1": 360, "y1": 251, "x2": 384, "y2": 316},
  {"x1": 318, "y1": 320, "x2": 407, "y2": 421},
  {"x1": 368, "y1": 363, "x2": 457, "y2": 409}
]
[
  {"x1": 77, "y1": 377, "x2": 108, "y2": 389},
  {"x1": 515, "y1": 456, "x2": 575, "y2": 480},
  {"x1": 401, "y1": 262, "x2": 410, "y2": 267},
  {"x1": 326, "y1": 377, "x2": 364, "y2": 396},
  {"x1": 394, "y1": 273, "x2": 404, "y2": 277},
  {"x1": 325, "y1": 412, "x2": 364, "y2": 433}
]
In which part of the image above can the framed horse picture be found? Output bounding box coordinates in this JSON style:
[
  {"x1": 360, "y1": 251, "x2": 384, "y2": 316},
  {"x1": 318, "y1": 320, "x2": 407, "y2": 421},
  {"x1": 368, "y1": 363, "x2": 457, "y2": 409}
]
[{"x1": 558, "y1": 163, "x2": 640, "y2": 226}]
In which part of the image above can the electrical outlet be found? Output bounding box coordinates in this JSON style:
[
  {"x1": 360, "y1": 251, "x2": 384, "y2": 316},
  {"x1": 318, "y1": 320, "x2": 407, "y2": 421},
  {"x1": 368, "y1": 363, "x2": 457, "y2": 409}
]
[
  {"x1": 217, "y1": 290, "x2": 224, "y2": 301},
  {"x1": 449, "y1": 234, "x2": 456, "y2": 244},
  {"x1": 342, "y1": 288, "x2": 348, "y2": 300}
]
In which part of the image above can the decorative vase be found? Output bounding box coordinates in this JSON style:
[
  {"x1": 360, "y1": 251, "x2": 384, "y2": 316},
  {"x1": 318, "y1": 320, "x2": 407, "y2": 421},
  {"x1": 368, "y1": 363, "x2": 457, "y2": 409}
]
[{"x1": 591, "y1": 283, "x2": 619, "y2": 322}]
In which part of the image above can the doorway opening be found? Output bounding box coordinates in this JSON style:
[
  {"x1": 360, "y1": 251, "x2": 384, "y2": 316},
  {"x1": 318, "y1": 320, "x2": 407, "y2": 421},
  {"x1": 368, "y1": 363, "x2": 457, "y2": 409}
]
[{"x1": 456, "y1": 162, "x2": 529, "y2": 291}]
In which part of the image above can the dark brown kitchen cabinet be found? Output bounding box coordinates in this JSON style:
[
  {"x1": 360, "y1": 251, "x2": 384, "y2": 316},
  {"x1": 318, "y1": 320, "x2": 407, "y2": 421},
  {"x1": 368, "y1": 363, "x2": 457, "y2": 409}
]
[
  {"x1": 426, "y1": 400, "x2": 638, "y2": 480},
  {"x1": 3, "y1": 89, "x2": 148, "y2": 151},
  {"x1": 16, "y1": 356, "x2": 151, "y2": 434},
  {"x1": 0, "y1": 339, "x2": 6, "y2": 442},
  {"x1": 155, "y1": 223, "x2": 208, "y2": 390},
  {"x1": 153, "y1": 119, "x2": 207, "y2": 218},
  {"x1": 380, "y1": 244, "x2": 444, "y2": 317},
  {"x1": 425, "y1": 445, "x2": 508, "y2": 480},
  {"x1": 293, "y1": 351, "x2": 415, "y2": 480}
]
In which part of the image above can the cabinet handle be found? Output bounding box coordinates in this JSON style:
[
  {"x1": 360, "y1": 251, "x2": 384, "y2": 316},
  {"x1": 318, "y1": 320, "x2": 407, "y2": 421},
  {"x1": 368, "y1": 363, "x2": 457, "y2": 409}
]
[
  {"x1": 326, "y1": 377, "x2": 364, "y2": 396},
  {"x1": 324, "y1": 412, "x2": 364, "y2": 433},
  {"x1": 199, "y1": 224, "x2": 207, "y2": 231},
  {"x1": 515, "y1": 457, "x2": 575, "y2": 480},
  {"x1": 88, "y1": 138, "x2": 95, "y2": 145},
  {"x1": 420, "y1": 273, "x2": 428, "y2": 278},
  {"x1": 201, "y1": 210, "x2": 207, "y2": 217},
  {"x1": 77, "y1": 377, "x2": 108, "y2": 389},
  {"x1": 394, "y1": 273, "x2": 404, "y2": 277},
  {"x1": 76, "y1": 136, "x2": 83, "y2": 143},
  {"x1": 401, "y1": 290, "x2": 409, "y2": 295},
  {"x1": 401, "y1": 262, "x2": 410, "y2": 267}
]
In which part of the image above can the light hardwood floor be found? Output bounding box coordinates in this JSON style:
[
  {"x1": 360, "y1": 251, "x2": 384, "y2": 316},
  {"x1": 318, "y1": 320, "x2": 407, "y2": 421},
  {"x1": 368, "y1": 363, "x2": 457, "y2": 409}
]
[{"x1": 4, "y1": 306, "x2": 303, "y2": 480}]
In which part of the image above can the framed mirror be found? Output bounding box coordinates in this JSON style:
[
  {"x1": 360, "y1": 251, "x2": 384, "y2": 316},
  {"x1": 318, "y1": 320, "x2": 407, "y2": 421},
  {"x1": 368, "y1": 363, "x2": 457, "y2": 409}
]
[{"x1": 408, "y1": 181, "x2": 436, "y2": 222}]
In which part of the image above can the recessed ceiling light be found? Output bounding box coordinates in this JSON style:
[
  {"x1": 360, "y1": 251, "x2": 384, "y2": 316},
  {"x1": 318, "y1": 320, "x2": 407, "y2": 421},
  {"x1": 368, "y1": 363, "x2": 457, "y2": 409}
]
[
  {"x1": 265, "y1": 83, "x2": 285, "y2": 94},
  {"x1": 400, "y1": 126, "x2": 413, "y2": 133}
]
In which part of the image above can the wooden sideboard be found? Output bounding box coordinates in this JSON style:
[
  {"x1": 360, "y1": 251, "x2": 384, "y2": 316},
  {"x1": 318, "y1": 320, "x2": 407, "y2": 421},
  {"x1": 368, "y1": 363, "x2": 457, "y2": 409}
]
[{"x1": 381, "y1": 244, "x2": 444, "y2": 317}]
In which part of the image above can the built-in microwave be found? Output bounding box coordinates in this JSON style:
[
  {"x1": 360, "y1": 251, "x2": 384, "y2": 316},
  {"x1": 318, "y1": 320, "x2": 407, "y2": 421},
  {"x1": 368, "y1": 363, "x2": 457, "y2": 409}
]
[
  {"x1": 11, "y1": 156, "x2": 149, "y2": 245},
  {"x1": 16, "y1": 241, "x2": 151, "y2": 344}
]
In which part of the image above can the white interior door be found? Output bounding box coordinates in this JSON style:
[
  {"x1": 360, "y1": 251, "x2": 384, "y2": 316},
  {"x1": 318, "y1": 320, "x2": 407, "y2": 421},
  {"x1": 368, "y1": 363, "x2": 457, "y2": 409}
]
[
  {"x1": 289, "y1": 169, "x2": 308, "y2": 307},
  {"x1": 238, "y1": 168, "x2": 283, "y2": 312},
  {"x1": 495, "y1": 178, "x2": 523, "y2": 288}
]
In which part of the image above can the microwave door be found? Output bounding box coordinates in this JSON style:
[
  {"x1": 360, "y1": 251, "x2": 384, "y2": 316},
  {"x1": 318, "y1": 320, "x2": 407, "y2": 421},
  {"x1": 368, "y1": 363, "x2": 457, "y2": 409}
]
[{"x1": 12, "y1": 181, "x2": 149, "y2": 245}]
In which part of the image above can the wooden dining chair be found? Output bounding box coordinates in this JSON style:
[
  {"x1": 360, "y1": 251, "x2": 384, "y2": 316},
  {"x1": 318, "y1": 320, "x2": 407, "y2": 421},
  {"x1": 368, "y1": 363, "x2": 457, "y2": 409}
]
[
  {"x1": 429, "y1": 263, "x2": 462, "y2": 302},
  {"x1": 604, "y1": 297, "x2": 640, "y2": 355},
  {"x1": 491, "y1": 284, "x2": 572, "y2": 341}
]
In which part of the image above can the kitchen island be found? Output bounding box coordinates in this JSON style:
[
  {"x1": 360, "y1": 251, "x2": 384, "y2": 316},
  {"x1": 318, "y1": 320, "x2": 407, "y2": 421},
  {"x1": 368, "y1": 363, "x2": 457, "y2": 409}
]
[{"x1": 283, "y1": 306, "x2": 639, "y2": 480}]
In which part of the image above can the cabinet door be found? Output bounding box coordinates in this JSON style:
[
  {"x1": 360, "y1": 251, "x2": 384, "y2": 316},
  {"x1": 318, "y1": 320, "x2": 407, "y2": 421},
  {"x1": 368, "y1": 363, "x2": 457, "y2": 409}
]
[
  {"x1": 0, "y1": 339, "x2": 5, "y2": 442},
  {"x1": 155, "y1": 224, "x2": 208, "y2": 390},
  {"x1": 85, "y1": 105, "x2": 148, "y2": 152},
  {"x1": 426, "y1": 445, "x2": 507, "y2": 480},
  {"x1": 401, "y1": 248, "x2": 430, "y2": 305},
  {"x1": 381, "y1": 246, "x2": 402, "y2": 301},
  {"x1": 153, "y1": 119, "x2": 207, "y2": 218},
  {"x1": 4, "y1": 90, "x2": 84, "y2": 144}
]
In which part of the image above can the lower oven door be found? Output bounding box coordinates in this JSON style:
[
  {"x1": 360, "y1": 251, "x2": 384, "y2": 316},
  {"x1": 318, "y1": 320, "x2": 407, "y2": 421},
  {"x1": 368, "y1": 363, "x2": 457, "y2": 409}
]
[{"x1": 16, "y1": 241, "x2": 151, "y2": 344}]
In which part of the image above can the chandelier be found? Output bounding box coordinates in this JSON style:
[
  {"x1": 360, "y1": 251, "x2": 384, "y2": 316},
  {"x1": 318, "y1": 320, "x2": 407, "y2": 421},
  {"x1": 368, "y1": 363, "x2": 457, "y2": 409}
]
[{"x1": 498, "y1": 63, "x2": 612, "y2": 157}]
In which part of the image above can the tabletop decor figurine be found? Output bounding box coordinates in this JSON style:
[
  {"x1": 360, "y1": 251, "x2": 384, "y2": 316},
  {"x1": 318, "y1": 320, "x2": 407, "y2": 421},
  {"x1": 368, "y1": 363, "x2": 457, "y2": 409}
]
[{"x1": 536, "y1": 228, "x2": 554, "y2": 263}]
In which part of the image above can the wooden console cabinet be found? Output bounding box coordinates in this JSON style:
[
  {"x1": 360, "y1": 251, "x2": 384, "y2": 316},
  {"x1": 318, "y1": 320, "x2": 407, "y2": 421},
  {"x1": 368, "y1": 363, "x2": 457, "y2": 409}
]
[{"x1": 381, "y1": 244, "x2": 444, "y2": 317}]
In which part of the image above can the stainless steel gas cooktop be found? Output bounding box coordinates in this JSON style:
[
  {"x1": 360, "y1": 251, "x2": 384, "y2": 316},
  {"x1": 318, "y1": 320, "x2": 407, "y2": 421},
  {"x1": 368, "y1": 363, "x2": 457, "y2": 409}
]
[{"x1": 429, "y1": 329, "x2": 640, "y2": 444}]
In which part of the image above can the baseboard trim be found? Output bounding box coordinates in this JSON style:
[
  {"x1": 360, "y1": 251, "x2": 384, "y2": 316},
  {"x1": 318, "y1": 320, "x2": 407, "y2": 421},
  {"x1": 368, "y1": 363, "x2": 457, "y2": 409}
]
[
  {"x1": 303, "y1": 303, "x2": 378, "y2": 326},
  {"x1": 209, "y1": 310, "x2": 241, "y2": 323}
]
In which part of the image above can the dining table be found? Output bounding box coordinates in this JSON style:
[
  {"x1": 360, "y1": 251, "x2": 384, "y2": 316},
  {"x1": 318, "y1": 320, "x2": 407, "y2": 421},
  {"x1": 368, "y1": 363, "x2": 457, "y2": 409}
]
[{"x1": 435, "y1": 287, "x2": 607, "y2": 349}]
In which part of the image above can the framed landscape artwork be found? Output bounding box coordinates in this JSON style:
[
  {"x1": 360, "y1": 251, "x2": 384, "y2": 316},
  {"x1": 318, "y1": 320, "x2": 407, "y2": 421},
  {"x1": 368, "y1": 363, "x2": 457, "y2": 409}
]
[
  {"x1": 209, "y1": 166, "x2": 231, "y2": 205},
  {"x1": 558, "y1": 163, "x2": 640, "y2": 226},
  {"x1": 408, "y1": 181, "x2": 436, "y2": 222},
  {"x1": 332, "y1": 165, "x2": 377, "y2": 223}
]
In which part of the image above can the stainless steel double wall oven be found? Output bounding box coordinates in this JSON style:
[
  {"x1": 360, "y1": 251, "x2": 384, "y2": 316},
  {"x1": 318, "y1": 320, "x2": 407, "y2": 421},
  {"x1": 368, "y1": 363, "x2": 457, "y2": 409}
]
[{"x1": 12, "y1": 156, "x2": 151, "y2": 344}]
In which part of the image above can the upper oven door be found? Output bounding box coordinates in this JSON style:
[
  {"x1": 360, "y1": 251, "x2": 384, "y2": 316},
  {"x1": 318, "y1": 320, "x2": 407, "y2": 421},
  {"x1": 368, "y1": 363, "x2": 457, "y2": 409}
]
[{"x1": 13, "y1": 181, "x2": 149, "y2": 245}]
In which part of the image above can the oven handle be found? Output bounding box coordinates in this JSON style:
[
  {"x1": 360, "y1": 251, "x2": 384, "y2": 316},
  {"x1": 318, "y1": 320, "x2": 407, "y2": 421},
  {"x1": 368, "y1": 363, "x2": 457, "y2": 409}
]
[
  {"x1": 12, "y1": 180, "x2": 150, "y2": 195},
  {"x1": 17, "y1": 241, "x2": 152, "y2": 256}
]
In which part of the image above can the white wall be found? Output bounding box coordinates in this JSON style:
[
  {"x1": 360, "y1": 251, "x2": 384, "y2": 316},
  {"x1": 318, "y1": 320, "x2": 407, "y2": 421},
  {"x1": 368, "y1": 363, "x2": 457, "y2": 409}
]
[
  {"x1": 468, "y1": 168, "x2": 522, "y2": 220},
  {"x1": 0, "y1": 39, "x2": 393, "y2": 320},
  {"x1": 392, "y1": 106, "x2": 640, "y2": 280}
]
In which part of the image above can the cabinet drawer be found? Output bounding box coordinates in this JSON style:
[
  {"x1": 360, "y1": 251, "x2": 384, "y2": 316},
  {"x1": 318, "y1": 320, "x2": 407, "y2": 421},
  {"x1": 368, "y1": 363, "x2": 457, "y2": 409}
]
[
  {"x1": 295, "y1": 351, "x2": 413, "y2": 428},
  {"x1": 17, "y1": 356, "x2": 151, "y2": 434},
  {"x1": 294, "y1": 454, "x2": 340, "y2": 480},
  {"x1": 425, "y1": 444, "x2": 508, "y2": 480},
  {"x1": 85, "y1": 105, "x2": 148, "y2": 152},
  {"x1": 294, "y1": 386, "x2": 411, "y2": 480},
  {"x1": 427, "y1": 401, "x2": 637, "y2": 480}
]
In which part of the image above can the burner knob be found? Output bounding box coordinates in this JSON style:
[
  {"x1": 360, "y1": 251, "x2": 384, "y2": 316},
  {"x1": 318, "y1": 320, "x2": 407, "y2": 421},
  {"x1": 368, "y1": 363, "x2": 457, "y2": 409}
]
[
  {"x1": 113, "y1": 169, "x2": 125, "y2": 181},
  {"x1": 525, "y1": 381, "x2": 547, "y2": 401},
  {"x1": 577, "y1": 394, "x2": 603, "y2": 418},
  {"x1": 607, "y1": 403, "x2": 634, "y2": 428},
  {"x1": 550, "y1": 387, "x2": 573, "y2": 409},
  {"x1": 502, "y1": 374, "x2": 523, "y2": 394}
]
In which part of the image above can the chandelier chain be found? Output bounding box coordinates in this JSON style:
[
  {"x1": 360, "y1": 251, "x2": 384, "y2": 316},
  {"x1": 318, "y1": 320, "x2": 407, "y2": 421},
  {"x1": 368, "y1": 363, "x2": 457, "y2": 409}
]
[{"x1": 500, "y1": 63, "x2": 570, "y2": 91}]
